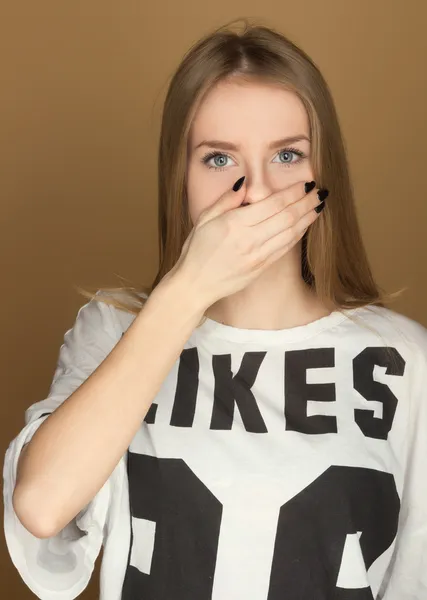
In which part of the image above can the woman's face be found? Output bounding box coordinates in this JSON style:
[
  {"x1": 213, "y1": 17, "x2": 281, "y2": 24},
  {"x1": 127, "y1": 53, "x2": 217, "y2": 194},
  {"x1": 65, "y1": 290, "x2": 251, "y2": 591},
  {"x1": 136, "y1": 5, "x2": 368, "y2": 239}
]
[{"x1": 186, "y1": 79, "x2": 314, "y2": 225}]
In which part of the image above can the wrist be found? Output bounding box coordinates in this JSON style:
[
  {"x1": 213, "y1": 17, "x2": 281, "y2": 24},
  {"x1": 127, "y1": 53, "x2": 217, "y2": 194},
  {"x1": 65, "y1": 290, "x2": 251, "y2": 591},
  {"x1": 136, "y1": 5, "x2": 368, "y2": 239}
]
[{"x1": 153, "y1": 268, "x2": 208, "y2": 322}]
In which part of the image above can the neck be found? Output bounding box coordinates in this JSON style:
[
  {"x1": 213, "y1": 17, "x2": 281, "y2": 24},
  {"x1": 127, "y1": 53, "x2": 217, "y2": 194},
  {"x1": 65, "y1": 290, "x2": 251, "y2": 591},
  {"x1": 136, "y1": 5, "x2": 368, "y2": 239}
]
[{"x1": 204, "y1": 247, "x2": 333, "y2": 331}]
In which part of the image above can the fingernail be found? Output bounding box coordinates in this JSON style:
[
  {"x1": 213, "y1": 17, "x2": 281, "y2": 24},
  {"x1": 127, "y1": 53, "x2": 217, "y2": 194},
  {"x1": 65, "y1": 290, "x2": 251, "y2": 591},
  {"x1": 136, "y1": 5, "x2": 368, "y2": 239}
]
[
  {"x1": 233, "y1": 176, "x2": 245, "y2": 191},
  {"x1": 304, "y1": 181, "x2": 316, "y2": 194},
  {"x1": 314, "y1": 201, "x2": 326, "y2": 214},
  {"x1": 317, "y1": 189, "x2": 329, "y2": 202}
]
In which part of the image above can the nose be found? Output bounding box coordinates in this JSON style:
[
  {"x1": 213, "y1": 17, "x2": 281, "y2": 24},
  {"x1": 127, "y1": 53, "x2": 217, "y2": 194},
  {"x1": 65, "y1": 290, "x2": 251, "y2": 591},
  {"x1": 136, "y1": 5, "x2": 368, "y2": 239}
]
[{"x1": 240, "y1": 173, "x2": 273, "y2": 205}]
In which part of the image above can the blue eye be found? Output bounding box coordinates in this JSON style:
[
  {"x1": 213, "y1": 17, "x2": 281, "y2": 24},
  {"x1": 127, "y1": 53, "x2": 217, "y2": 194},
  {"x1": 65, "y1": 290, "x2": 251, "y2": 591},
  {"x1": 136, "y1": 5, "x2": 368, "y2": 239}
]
[
  {"x1": 277, "y1": 150, "x2": 299, "y2": 164},
  {"x1": 201, "y1": 147, "x2": 306, "y2": 171},
  {"x1": 205, "y1": 153, "x2": 229, "y2": 170}
]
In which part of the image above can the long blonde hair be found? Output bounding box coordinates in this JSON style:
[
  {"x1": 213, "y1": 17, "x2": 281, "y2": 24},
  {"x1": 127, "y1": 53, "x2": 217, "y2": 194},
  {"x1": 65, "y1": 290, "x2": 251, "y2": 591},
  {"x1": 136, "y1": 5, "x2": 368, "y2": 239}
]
[{"x1": 76, "y1": 17, "x2": 405, "y2": 338}]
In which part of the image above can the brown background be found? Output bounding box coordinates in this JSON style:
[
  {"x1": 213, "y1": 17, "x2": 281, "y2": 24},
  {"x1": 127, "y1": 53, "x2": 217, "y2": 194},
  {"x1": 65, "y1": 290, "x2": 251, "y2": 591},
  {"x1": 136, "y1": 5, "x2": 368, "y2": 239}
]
[{"x1": 1, "y1": 1, "x2": 426, "y2": 596}]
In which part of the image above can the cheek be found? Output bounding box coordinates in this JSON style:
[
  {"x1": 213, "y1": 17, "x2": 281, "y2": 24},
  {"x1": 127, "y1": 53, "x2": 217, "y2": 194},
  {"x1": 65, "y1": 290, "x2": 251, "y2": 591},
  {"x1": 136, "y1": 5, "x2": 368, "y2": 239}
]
[
  {"x1": 301, "y1": 162, "x2": 315, "y2": 181},
  {"x1": 186, "y1": 165, "x2": 223, "y2": 225},
  {"x1": 302, "y1": 162, "x2": 315, "y2": 182},
  {"x1": 187, "y1": 193, "x2": 204, "y2": 226},
  {"x1": 273, "y1": 162, "x2": 315, "y2": 188}
]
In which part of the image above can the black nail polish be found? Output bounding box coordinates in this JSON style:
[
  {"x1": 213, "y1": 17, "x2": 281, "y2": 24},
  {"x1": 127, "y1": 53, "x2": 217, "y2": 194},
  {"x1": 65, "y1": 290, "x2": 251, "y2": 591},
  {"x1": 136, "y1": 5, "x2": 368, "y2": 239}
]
[
  {"x1": 314, "y1": 201, "x2": 326, "y2": 214},
  {"x1": 233, "y1": 176, "x2": 245, "y2": 192},
  {"x1": 304, "y1": 181, "x2": 316, "y2": 194},
  {"x1": 317, "y1": 189, "x2": 329, "y2": 202}
]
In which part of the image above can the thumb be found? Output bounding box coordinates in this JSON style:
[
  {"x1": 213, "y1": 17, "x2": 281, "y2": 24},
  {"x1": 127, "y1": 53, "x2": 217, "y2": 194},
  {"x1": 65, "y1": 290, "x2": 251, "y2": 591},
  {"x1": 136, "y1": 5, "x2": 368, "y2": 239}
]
[{"x1": 199, "y1": 176, "x2": 246, "y2": 224}]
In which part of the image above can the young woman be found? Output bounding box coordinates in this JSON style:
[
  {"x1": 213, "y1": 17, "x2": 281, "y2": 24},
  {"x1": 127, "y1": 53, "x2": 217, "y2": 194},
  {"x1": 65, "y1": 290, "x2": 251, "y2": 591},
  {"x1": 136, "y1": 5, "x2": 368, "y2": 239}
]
[{"x1": 4, "y1": 18, "x2": 427, "y2": 600}]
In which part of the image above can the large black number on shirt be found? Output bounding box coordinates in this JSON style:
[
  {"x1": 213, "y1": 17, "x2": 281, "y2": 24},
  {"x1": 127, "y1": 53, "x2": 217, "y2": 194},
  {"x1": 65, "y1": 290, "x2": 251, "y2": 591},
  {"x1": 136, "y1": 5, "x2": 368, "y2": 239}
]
[
  {"x1": 121, "y1": 453, "x2": 222, "y2": 600},
  {"x1": 267, "y1": 465, "x2": 399, "y2": 599},
  {"x1": 121, "y1": 455, "x2": 399, "y2": 600}
]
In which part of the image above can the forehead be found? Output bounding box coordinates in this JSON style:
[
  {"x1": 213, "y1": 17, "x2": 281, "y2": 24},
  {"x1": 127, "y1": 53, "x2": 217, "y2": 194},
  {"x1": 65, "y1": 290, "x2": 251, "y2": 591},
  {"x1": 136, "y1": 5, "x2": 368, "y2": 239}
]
[{"x1": 189, "y1": 80, "x2": 309, "y2": 147}]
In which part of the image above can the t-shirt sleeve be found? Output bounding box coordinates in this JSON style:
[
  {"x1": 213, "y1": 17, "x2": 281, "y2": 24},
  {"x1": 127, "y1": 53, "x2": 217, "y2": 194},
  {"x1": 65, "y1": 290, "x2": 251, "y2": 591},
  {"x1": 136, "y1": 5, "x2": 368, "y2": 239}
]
[
  {"x1": 377, "y1": 328, "x2": 427, "y2": 599},
  {"x1": 3, "y1": 291, "x2": 126, "y2": 600}
]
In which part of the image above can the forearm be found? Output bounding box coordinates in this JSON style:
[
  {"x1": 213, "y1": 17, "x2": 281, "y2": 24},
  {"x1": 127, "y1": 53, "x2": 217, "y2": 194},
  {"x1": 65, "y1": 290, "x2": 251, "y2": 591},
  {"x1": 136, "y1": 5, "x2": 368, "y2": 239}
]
[{"x1": 12, "y1": 272, "x2": 206, "y2": 538}]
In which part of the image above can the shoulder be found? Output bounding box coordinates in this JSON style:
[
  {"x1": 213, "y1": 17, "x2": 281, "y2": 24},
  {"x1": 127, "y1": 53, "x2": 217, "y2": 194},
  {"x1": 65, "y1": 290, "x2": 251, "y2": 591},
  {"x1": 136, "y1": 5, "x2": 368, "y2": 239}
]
[
  {"x1": 351, "y1": 304, "x2": 427, "y2": 361},
  {"x1": 90, "y1": 289, "x2": 149, "y2": 337},
  {"x1": 70, "y1": 290, "x2": 122, "y2": 338},
  {"x1": 63, "y1": 289, "x2": 139, "y2": 345}
]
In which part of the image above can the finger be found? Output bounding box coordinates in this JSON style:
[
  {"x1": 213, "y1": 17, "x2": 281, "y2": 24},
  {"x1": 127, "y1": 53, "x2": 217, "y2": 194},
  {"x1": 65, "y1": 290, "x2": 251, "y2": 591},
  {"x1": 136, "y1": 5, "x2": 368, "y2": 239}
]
[
  {"x1": 255, "y1": 200, "x2": 323, "y2": 265},
  {"x1": 252, "y1": 186, "x2": 325, "y2": 246},
  {"x1": 236, "y1": 180, "x2": 315, "y2": 226},
  {"x1": 198, "y1": 176, "x2": 247, "y2": 225}
]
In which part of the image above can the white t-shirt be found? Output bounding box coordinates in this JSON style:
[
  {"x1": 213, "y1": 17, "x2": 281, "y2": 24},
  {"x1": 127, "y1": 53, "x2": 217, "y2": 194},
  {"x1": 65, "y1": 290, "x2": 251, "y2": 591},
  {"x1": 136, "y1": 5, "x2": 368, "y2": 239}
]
[{"x1": 3, "y1": 290, "x2": 427, "y2": 599}]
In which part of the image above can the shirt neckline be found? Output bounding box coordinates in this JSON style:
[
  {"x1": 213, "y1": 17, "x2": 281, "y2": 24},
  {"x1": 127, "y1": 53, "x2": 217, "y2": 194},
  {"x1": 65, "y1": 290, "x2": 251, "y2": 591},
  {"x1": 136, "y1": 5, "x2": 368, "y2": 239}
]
[{"x1": 196, "y1": 306, "x2": 365, "y2": 344}]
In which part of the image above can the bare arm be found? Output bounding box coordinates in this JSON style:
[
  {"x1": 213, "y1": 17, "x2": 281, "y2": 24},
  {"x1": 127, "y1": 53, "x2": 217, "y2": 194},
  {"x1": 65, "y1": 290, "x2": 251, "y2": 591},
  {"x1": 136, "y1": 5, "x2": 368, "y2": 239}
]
[{"x1": 12, "y1": 272, "x2": 206, "y2": 539}]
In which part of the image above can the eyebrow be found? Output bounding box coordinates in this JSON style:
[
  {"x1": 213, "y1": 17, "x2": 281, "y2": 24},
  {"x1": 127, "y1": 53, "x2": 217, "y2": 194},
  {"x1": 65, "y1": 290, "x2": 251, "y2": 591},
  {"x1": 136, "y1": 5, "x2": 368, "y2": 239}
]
[{"x1": 194, "y1": 134, "x2": 310, "y2": 152}]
